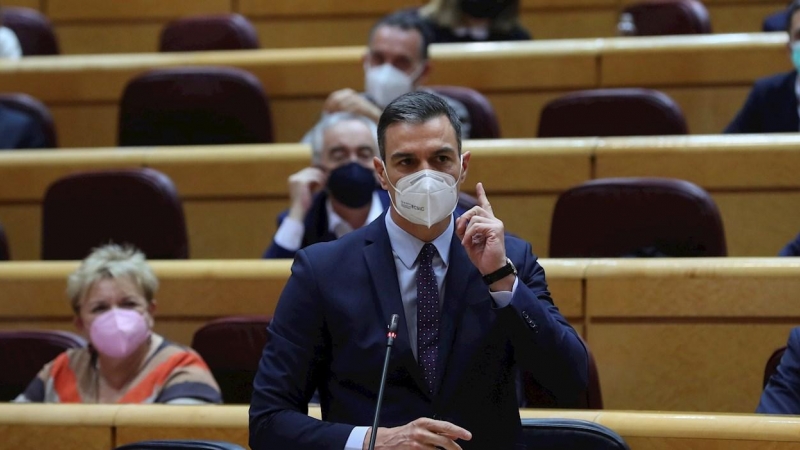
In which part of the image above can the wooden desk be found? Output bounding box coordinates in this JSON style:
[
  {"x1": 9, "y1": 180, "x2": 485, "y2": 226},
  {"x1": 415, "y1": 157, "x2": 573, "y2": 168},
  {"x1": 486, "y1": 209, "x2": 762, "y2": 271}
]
[
  {"x1": 2, "y1": 258, "x2": 800, "y2": 413},
  {"x1": 3, "y1": 404, "x2": 800, "y2": 450},
  {"x1": 0, "y1": 34, "x2": 790, "y2": 147},
  {"x1": 3, "y1": 0, "x2": 786, "y2": 53}
]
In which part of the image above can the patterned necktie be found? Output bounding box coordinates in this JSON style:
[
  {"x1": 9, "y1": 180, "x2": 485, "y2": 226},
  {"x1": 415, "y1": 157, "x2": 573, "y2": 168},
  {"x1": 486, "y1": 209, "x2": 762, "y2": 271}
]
[{"x1": 416, "y1": 242, "x2": 440, "y2": 394}]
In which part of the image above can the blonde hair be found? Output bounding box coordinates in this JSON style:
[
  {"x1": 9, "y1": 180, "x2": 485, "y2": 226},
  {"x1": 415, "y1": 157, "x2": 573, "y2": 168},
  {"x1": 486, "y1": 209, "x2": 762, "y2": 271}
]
[
  {"x1": 419, "y1": 0, "x2": 521, "y2": 34},
  {"x1": 66, "y1": 244, "x2": 158, "y2": 313}
]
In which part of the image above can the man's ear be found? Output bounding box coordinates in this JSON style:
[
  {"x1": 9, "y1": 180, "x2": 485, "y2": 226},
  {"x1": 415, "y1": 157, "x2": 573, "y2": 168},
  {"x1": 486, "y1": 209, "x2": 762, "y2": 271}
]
[
  {"x1": 459, "y1": 151, "x2": 471, "y2": 185},
  {"x1": 374, "y1": 156, "x2": 390, "y2": 190}
]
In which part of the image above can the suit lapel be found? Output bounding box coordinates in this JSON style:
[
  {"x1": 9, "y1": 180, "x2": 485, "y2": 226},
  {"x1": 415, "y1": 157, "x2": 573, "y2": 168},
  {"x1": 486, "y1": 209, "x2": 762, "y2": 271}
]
[{"x1": 363, "y1": 213, "x2": 430, "y2": 399}]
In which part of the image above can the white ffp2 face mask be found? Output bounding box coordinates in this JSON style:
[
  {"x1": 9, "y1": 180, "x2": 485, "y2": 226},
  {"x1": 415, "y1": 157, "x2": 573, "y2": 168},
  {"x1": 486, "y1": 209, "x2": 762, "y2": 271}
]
[
  {"x1": 383, "y1": 161, "x2": 462, "y2": 228},
  {"x1": 364, "y1": 63, "x2": 422, "y2": 109}
]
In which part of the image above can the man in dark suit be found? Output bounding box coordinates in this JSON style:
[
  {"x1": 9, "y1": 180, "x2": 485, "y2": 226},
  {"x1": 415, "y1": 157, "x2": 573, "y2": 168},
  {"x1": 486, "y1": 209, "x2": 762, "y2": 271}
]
[
  {"x1": 758, "y1": 327, "x2": 800, "y2": 413},
  {"x1": 250, "y1": 92, "x2": 588, "y2": 449},
  {"x1": 262, "y1": 112, "x2": 386, "y2": 259},
  {"x1": 0, "y1": 104, "x2": 48, "y2": 149},
  {"x1": 725, "y1": 0, "x2": 800, "y2": 133}
]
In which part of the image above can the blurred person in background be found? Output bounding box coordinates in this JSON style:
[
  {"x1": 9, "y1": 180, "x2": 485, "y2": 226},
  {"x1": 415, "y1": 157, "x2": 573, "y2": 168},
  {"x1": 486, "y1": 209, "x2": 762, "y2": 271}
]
[
  {"x1": 416, "y1": 0, "x2": 531, "y2": 43},
  {"x1": 725, "y1": 0, "x2": 800, "y2": 133},
  {"x1": 15, "y1": 244, "x2": 221, "y2": 404},
  {"x1": 0, "y1": 2, "x2": 21, "y2": 59},
  {"x1": 318, "y1": 12, "x2": 472, "y2": 138}
]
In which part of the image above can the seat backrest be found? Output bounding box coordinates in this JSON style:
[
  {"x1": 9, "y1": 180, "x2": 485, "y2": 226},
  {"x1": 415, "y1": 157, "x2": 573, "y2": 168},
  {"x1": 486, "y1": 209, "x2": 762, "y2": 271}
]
[
  {"x1": 520, "y1": 419, "x2": 631, "y2": 450},
  {"x1": 0, "y1": 93, "x2": 57, "y2": 148},
  {"x1": 118, "y1": 67, "x2": 273, "y2": 146},
  {"x1": 621, "y1": 0, "x2": 711, "y2": 36},
  {"x1": 0, "y1": 222, "x2": 9, "y2": 260},
  {"x1": 521, "y1": 343, "x2": 603, "y2": 409},
  {"x1": 764, "y1": 346, "x2": 787, "y2": 388},
  {"x1": 1, "y1": 7, "x2": 60, "y2": 55},
  {"x1": 0, "y1": 330, "x2": 86, "y2": 401},
  {"x1": 428, "y1": 85, "x2": 501, "y2": 139},
  {"x1": 191, "y1": 315, "x2": 271, "y2": 404},
  {"x1": 159, "y1": 14, "x2": 259, "y2": 52},
  {"x1": 538, "y1": 88, "x2": 688, "y2": 137},
  {"x1": 549, "y1": 177, "x2": 727, "y2": 258},
  {"x1": 115, "y1": 440, "x2": 245, "y2": 450},
  {"x1": 41, "y1": 168, "x2": 189, "y2": 260}
]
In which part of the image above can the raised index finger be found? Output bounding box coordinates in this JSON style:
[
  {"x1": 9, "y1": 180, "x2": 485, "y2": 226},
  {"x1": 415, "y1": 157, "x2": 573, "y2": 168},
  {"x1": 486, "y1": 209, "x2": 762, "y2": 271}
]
[{"x1": 476, "y1": 182, "x2": 494, "y2": 217}]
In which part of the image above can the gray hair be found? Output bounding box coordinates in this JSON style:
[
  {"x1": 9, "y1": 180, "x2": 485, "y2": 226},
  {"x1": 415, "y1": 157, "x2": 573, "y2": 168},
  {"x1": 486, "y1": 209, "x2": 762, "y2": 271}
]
[
  {"x1": 302, "y1": 112, "x2": 379, "y2": 165},
  {"x1": 66, "y1": 244, "x2": 158, "y2": 314}
]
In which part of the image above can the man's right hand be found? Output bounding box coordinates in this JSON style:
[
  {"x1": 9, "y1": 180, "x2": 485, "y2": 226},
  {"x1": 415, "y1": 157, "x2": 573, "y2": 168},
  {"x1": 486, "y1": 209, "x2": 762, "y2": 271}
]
[
  {"x1": 363, "y1": 418, "x2": 472, "y2": 450},
  {"x1": 287, "y1": 167, "x2": 327, "y2": 222}
]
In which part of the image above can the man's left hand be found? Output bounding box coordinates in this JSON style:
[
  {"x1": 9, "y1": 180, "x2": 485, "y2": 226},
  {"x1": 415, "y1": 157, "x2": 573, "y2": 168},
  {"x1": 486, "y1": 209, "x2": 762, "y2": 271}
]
[{"x1": 455, "y1": 182, "x2": 514, "y2": 291}]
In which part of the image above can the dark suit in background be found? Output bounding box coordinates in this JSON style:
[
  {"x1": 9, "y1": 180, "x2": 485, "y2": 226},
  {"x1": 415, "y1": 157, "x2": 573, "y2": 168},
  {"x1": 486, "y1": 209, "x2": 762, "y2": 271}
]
[
  {"x1": 764, "y1": 9, "x2": 789, "y2": 32},
  {"x1": 0, "y1": 105, "x2": 47, "y2": 150},
  {"x1": 758, "y1": 327, "x2": 800, "y2": 414},
  {"x1": 724, "y1": 71, "x2": 798, "y2": 134},
  {"x1": 250, "y1": 212, "x2": 588, "y2": 450},
  {"x1": 779, "y1": 232, "x2": 800, "y2": 256}
]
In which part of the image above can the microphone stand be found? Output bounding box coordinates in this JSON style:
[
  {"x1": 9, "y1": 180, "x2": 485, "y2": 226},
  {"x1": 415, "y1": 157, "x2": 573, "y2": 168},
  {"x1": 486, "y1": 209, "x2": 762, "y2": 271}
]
[{"x1": 368, "y1": 314, "x2": 399, "y2": 450}]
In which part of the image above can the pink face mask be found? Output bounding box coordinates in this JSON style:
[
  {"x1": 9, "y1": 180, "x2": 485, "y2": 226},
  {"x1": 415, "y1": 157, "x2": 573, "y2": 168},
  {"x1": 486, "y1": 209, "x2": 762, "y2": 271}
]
[{"x1": 89, "y1": 308, "x2": 151, "y2": 359}]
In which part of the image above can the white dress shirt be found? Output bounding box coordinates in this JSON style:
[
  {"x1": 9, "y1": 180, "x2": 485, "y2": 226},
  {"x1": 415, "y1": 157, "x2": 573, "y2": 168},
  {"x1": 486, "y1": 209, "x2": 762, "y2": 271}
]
[{"x1": 273, "y1": 191, "x2": 383, "y2": 251}]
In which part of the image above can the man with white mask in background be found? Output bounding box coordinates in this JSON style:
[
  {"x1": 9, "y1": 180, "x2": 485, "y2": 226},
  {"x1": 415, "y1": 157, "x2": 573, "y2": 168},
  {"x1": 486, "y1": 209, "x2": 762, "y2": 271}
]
[{"x1": 319, "y1": 12, "x2": 472, "y2": 139}]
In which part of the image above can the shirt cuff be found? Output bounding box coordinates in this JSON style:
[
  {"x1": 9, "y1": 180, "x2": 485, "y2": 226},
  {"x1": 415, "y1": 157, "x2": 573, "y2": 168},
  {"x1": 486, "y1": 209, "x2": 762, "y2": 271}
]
[
  {"x1": 344, "y1": 426, "x2": 370, "y2": 450},
  {"x1": 272, "y1": 216, "x2": 305, "y2": 251},
  {"x1": 489, "y1": 276, "x2": 518, "y2": 308}
]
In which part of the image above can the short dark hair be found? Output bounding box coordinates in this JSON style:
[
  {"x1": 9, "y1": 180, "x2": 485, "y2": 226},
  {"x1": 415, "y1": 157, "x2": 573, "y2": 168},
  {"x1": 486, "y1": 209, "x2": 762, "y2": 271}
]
[
  {"x1": 787, "y1": 0, "x2": 800, "y2": 33},
  {"x1": 368, "y1": 12, "x2": 432, "y2": 60},
  {"x1": 378, "y1": 91, "x2": 462, "y2": 160}
]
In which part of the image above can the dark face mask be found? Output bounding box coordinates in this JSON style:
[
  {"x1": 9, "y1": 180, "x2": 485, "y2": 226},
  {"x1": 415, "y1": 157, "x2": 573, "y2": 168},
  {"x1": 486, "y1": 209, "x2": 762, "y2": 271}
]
[
  {"x1": 459, "y1": 0, "x2": 512, "y2": 19},
  {"x1": 327, "y1": 162, "x2": 376, "y2": 208}
]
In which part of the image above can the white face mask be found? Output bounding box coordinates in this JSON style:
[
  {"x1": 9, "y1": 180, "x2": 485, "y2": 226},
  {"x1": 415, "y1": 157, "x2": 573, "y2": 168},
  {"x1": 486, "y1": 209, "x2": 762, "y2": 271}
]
[
  {"x1": 383, "y1": 159, "x2": 462, "y2": 228},
  {"x1": 364, "y1": 63, "x2": 423, "y2": 109}
]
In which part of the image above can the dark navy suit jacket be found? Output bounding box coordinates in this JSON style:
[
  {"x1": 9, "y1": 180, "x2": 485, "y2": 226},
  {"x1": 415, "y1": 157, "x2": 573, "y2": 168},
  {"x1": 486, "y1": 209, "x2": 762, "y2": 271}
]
[
  {"x1": 249, "y1": 211, "x2": 588, "y2": 450},
  {"x1": 780, "y1": 232, "x2": 800, "y2": 256},
  {"x1": 724, "y1": 71, "x2": 798, "y2": 134},
  {"x1": 758, "y1": 327, "x2": 800, "y2": 414},
  {"x1": 0, "y1": 105, "x2": 47, "y2": 150},
  {"x1": 763, "y1": 9, "x2": 788, "y2": 32}
]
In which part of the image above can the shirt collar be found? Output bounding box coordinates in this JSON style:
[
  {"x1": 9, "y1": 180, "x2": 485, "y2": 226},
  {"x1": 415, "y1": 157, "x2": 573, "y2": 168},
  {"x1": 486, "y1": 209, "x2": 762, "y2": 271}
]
[
  {"x1": 384, "y1": 211, "x2": 453, "y2": 270},
  {"x1": 326, "y1": 191, "x2": 383, "y2": 238}
]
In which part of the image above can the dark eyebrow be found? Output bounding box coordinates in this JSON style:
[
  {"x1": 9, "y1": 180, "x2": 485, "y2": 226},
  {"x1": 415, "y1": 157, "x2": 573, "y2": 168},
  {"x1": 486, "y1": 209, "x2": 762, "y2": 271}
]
[
  {"x1": 390, "y1": 152, "x2": 416, "y2": 161},
  {"x1": 433, "y1": 147, "x2": 457, "y2": 157}
]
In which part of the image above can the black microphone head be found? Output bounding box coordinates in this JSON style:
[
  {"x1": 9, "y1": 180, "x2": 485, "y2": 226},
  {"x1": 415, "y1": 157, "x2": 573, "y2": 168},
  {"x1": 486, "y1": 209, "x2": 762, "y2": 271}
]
[{"x1": 389, "y1": 314, "x2": 399, "y2": 333}]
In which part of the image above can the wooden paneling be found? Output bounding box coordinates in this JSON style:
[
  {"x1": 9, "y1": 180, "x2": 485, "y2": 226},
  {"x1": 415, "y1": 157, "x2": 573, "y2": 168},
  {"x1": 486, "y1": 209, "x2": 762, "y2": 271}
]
[
  {"x1": 708, "y1": 4, "x2": 787, "y2": 34},
  {"x1": 0, "y1": 404, "x2": 117, "y2": 450},
  {"x1": 3, "y1": 0, "x2": 41, "y2": 11},
  {"x1": 46, "y1": 0, "x2": 232, "y2": 21},
  {"x1": 521, "y1": 9, "x2": 618, "y2": 40},
  {"x1": 56, "y1": 23, "x2": 163, "y2": 55},
  {"x1": 252, "y1": 17, "x2": 378, "y2": 50},
  {"x1": 238, "y1": 0, "x2": 415, "y2": 17},
  {"x1": 714, "y1": 192, "x2": 800, "y2": 257}
]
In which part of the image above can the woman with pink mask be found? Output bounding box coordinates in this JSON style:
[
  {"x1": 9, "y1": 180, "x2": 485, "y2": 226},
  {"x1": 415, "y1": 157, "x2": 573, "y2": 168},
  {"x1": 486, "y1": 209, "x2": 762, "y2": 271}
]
[{"x1": 15, "y1": 244, "x2": 221, "y2": 404}]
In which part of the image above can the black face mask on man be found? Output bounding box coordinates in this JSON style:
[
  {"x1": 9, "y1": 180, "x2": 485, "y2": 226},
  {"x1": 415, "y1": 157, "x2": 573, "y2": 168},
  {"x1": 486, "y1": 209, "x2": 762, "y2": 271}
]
[
  {"x1": 326, "y1": 162, "x2": 376, "y2": 208},
  {"x1": 459, "y1": 0, "x2": 512, "y2": 19}
]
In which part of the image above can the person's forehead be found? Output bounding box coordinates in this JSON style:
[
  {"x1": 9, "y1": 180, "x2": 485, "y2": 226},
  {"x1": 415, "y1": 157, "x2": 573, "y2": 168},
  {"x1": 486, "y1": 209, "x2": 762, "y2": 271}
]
[
  {"x1": 323, "y1": 120, "x2": 375, "y2": 149},
  {"x1": 384, "y1": 116, "x2": 457, "y2": 154},
  {"x1": 370, "y1": 25, "x2": 422, "y2": 57}
]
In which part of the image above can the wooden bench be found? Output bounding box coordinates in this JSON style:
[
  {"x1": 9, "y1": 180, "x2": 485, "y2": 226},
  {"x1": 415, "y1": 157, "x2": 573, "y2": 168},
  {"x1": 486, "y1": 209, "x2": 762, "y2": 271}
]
[
  {"x1": 3, "y1": 404, "x2": 800, "y2": 450},
  {"x1": 2, "y1": 135, "x2": 799, "y2": 259},
  {"x1": 2, "y1": 258, "x2": 800, "y2": 413},
  {"x1": 0, "y1": 33, "x2": 790, "y2": 147},
  {"x1": 3, "y1": 0, "x2": 785, "y2": 54}
]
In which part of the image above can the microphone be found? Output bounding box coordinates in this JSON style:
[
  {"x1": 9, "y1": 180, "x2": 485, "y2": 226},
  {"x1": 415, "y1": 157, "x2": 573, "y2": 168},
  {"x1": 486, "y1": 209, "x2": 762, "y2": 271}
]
[{"x1": 368, "y1": 314, "x2": 399, "y2": 450}]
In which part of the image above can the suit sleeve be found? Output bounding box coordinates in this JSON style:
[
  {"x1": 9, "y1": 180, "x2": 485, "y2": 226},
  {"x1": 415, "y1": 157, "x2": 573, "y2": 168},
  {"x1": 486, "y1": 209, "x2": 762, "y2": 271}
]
[
  {"x1": 249, "y1": 249, "x2": 354, "y2": 450},
  {"x1": 262, "y1": 212, "x2": 299, "y2": 259},
  {"x1": 499, "y1": 241, "x2": 589, "y2": 407},
  {"x1": 779, "y1": 232, "x2": 800, "y2": 256},
  {"x1": 757, "y1": 328, "x2": 800, "y2": 414},
  {"x1": 724, "y1": 83, "x2": 763, "y2": 134}
]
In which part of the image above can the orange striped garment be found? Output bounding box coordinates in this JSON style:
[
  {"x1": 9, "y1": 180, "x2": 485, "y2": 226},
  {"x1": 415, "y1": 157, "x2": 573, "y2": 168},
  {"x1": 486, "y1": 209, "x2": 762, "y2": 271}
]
[{"x1": 15, "y1": 334, "x2": 221, "y2": 404}]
